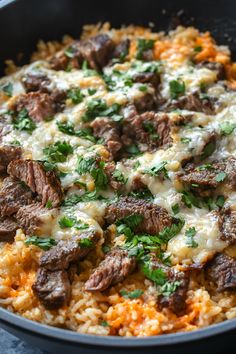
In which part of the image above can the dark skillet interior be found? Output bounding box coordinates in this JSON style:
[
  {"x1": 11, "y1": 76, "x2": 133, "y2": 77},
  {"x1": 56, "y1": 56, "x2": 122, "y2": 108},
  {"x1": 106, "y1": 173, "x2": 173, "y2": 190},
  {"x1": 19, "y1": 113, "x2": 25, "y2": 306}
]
[{"x1": 0, "y1": 0, "x2": 236, "y2": 353}]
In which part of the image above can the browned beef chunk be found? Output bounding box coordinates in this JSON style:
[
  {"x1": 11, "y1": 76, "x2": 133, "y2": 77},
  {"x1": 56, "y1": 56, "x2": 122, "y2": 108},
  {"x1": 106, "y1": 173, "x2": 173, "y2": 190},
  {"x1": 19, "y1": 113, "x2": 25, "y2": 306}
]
[
  {"x1": 13, "y1": 92, "x2": 57, "y2": 122},
  {"x1": 50, "y1": 34, "x2": 114, "y2": 72},
  {"x1": 0, "y1": 177, "x2": 34, "y2": 217},
  {"x1": 0, "y1": 145, "x2": 22, "y2": 175},
  {"x1": 40, "y1": 231, "x2": 99, "y2": 271},
  {"x1": 104, "y1": 162, "x2": 124, "y2": 191},
  {"x1": 112, "y1": 39, "x2": 130, "y2": 61},
  {"x1": 206, "y1": 253, "x2": 236, "y2": 291},
  {"x1": 22, "y1": 72, "x2": 51, "y2": 93},
  {"x1": 7, "y1": 159, "x2": 63, "y2": 207},
  {"x1": 134, "y1": 92, "x2": 157, "y2": 113},
  {"x1": 0, "y1": 217, "x2": 18, "y2": 242},
  {"x1": 105, "y1": 196, "x2": 172, "y2": 235},
  {"x1": 50, "y1": 89, "x2": 67, "y2": 112},
  {"x1": 16, "y1": 203, "x2": 58, "y2": 236},
  {"x1": 90, "y1": 117, "x2": 122, "y2": 160},
  {"x1": 197, "y1": 61, "x2": 226, "y2": 81},
  {"x1": 32, "y1": 268, "x2": 71, "y2": 309},
  {"x1": 149, "y1": 257, "x2": 189, "y2": 315},
  {"x1": 164, "y1": 91, "x2": 216, "y2": 115},
  {"x1": 85, "y1": 248, "x2": 136, "y2": 291},
  {"x1": 122, "y1": 107, "x2": 172, "y2": 153},
  {"x1": 133, "y1": 71, "x2": 160, "y2": 88},
  {"x1": 219, "y1": 208, "x2": 236, "y2": 244},
  {"x1": 180, "y1": 157, "x2": 236, "y2": 192}
]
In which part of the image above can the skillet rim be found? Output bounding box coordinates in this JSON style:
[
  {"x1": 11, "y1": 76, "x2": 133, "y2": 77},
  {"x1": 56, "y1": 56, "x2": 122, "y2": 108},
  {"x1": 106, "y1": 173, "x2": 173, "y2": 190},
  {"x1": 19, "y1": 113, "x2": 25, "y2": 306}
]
[
  {"x1": 0, "y1": 307, "x2": 236, "y2": 347},
  {"x1": 0, "y1": 0, "x2": 236, "y2": 347}
]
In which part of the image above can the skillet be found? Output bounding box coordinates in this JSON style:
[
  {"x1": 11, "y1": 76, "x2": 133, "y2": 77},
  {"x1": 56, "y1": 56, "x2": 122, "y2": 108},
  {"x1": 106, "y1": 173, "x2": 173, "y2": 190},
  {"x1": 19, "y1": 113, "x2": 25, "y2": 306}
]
[{"x1": 0, "y1": 0, "x2": 236, "y2": 352}]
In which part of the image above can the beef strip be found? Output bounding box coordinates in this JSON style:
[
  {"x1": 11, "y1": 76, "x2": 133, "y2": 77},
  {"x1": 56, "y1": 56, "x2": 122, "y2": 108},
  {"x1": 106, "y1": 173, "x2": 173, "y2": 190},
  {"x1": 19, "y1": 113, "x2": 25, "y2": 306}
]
[
  {"x1": 122, "y1": 106, "x2": 172, "y2": 153},
  {"x1": 206, "y1": 253, "x2": 236, "y2": 291},
  {"x1": 16, "y1": 203, "x2": 58, "y2": 236},
  {"x1": 0, "y1": 145, "x2": 22, "y2": 175},
  {"x1": 32, "y1": 268, "x2": 71, "y2": 309},
  {"x1": 50, "y1": 34, "x2": 114, "y2": 71},
  {"x1": 133, "y1": 92, "x2": 157, "y2": 113},
  {"x1": 219, "y1": 208, "x2": 236, "y2": 244},
  {"x1": 0, "y1": 217, "x2": 18, "y2": 242},
  {"x1": 0, "y1": 177, "x2": 34, "y2": 217},
  {"x1": 7, "y1": 159, "x2": 63, "y2": 207},
  {"x1": 105, "y1": 196, "x2": 173, "y2": 235},
  {"x1": 22, "y1": 72, "x2": 51, "y2": 93},
  {"x1": 40, "y1": 231, "x2": 99, "y2": 271},
  {"x1": 85, "y1": 248, "x2": 136, "y2": 291},
  {"x1": 164, "y1": 91, "x2": 216, "y2": 115},
  {"x1": 133, "y1": 71, "x2": 160, "y2": 88},
  {"x1": 150, "y1": 256, "x2": 189, "y2": 315},
  {"x1": 180, "y1": 157, "x2": 236, "y2": 192},
  {"x1": 90, "y1": 117, "x2": 122, "y2": 160},
  {"x1": 112, "y1": 39, "x2": 130, "y2": 61}
]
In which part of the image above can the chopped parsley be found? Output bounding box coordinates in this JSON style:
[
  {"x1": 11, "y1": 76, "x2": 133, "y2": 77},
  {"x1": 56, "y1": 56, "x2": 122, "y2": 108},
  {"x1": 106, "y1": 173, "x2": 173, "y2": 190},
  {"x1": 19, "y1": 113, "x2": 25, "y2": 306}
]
[
  {"x1": 76, "y1": 156, "x2": 108, "y2": 190},
  {"x1": 13, "y1": 108, "x2": 36, "y2": 133},
  {"x1": 142, "y1": 121, "x2": 159, "y2": 141},
  {"x1": 136, "y1": 39, "x2": 155, "y2": 60},
  {"x1": 142, "y1": 264, "x2": 167, "y2": 285},
  {"x1": 81, "y1": 99, "x2": 121, "y2": 122},
  {"x1": 57, "y1": 121, "x2": 96, "y2": 143},
  {"x1": 194, "y1": 46, "x2": 202, "y2": 53},
  {"x1": 82, "y1": 60, "x2": 98, "y2": 77},
  {"x1": 25, "y1": 236, "x2": 57, "y2": 250},
  {"x1": 45, "y1": 200, "x2": 53, "y2": 209},
  {"x1": 1, "y1": 82, "x2": 13, "y2": 97},
  {"x1": 79, "y1": 238, "x2": 93, "y2": 247},
  {"x1": 64, "y1": 45, "x2": 76, "y2": 58},
  {"x1": 116, "y1": 214, "x2": 144, "y2": 230},
  {"x1": 220, "y1": 122, "x2": 236, "y2": 136},
  {"x1": 171, "y1": 203, "x2": 180, "y2": 215},
  {"x1": 59, "y1": 215, "x2": 89, "y2": 230},
  {"x1": 144, "y1": 161, "x2": 169, "y2": 179},
  {"x1": 125, "y1": 144, "x2": 140, "y2": 156},
  {"x1": 43, "y1": 141, "x2": 73, "y2": 163},
  {"x1": 159, "y1": 281, "x2": 181, "y2": 297},
  {"x1": 182, "y1": 190, "x2": 202, "y2": 209},
  {"x1": 112, "y1": 170, "x2": 128, "y2": 184},
  {"x1": 185, "y1": 227, "x2": 198, "y2": 248},
  {"x1": 139, "y1": 84, "x2": 148, "y2": 92},
  {"x1": 215, "y1": 171, "x2": 227, "y2": 182},
  {"x1": 67, "y1": 87, "x2": 84, "y2": 104},
  {"x1": 63, "y1": 190, "x2": 105, "y2": 206},
  {"x1": 120, "y1": 289, "x2": 144, "y2": 299},
  {"x1": 181, "y1": 137, "x2": 191, "y2": 144},
  {"x1": 169, "y1": 80, "x2": 186, "y2": 99},
  {"x1": 128, "y1": 188, "x2": 153, "y2": 200}
]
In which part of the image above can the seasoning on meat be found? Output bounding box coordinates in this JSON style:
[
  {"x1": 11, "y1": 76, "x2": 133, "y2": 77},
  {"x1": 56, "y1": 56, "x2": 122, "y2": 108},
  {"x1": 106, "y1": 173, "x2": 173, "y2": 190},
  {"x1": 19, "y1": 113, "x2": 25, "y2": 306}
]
[
  {"x1": 0, "y1": 177, "x2": 33, "y2": 217},
  {"x1": 0, "y1": 217, "x2": 18, "y2": 242},
  {"x1": 105, "y1": 196, "x2": 173, "y2": 235},
  {"x1": 85, "y1": 248, "x2": 136, "y2": 291},
  {"x1": 32, "y1": 268, "x2": 71, "y2": 309},
  {"x1": 0, "y1": 145, "x2": 22, "y2": 175},
  {"x1": 219, "y1": 208, "x2": 236, "y2": 244},
  {"x1": 206, "y1": 253, "x2": 236, "y2": 291},
  {"x1": 40, "y1": 231, "x2": 100, "y2": 270},
  {"x1": 7, "y1": 159, "x2": 63, "y2": 207}
]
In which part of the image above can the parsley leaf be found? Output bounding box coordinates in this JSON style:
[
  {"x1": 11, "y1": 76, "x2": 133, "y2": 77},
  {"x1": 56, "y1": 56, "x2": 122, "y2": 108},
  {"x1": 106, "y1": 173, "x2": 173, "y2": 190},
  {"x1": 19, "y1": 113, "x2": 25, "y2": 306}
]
[
  {"x1": 120, "y1": 289, "x2": 144, "y2": 299},
  {"x1": 142, "y1": 264, "x2": 167, "y2": 285},
  {"x1": 57, "y1": 121, "x2": 96, "y2": 143},
  {"x1": 194, "y1": 46, "x2": 202, "y2": 53},
  {"x1": 112, "y1": 170, "x2": 127, "y2": 184},
  {"x1": 182, "y1": 190, "x2": 202, "y2": 209},
  {"x1": 13, "y1": 108, "x2": 36, "y2": 133},
  {"x1": 45, "y1": 200, "x2": 53, "y2": 209},
  {"x1": 43, "y1": 141, "x2": 73, "y2": 163},
  {"x1": 125, "y1": 144, "x2": 140, "y2": 156},
  {"x1": 171, "y1": 203, "x2": 180, "y2": 215},
  {"x1": 79, "y1": 238, "x2": 93, "y2": 247},
  {"x1": 159, "y1": 281, "x2": 180, "y2": 297},
  {"x1": 58, "y1": 215, "x2": 89, "y2": 230},
  {"x1": 144, "y1": 161, "x2": 169, "y2": 179},
  {"x1": 67, "y1": 87, "x2": 84, "y2": 104},
  {"x1": 215, "y1": 172, "x2": 227, "y2": 182},
  {"x1": 181, "y1": 137, "x2": 191, "y2": 144},
  {"x1": 169, "y1": 80, "x2": 186, "y2": 99},
  {"x1": 128, "y1": 188, "x2": 153, "y2": 200},
  {"x1": 220, "y1": 122, "x2": 236, "y2": 136},
  {"x1": 63, "y1": 190, "x2": 106, "y2": 206},
  {"x1": 25, "y1": 236, "x2": 57, "y2": 250},
  {"x1": 81, "y1": 99, "x2": 121, "y2": 123},
  {"x1": 136, "y1": 39, "x2": 155, "y2": 60},
  {"x1": 116, "y1": 214, "x2": 144, "y2": 230},
  {"x1": 185, "y1": 227, "x2": 198, "y2": 248}
]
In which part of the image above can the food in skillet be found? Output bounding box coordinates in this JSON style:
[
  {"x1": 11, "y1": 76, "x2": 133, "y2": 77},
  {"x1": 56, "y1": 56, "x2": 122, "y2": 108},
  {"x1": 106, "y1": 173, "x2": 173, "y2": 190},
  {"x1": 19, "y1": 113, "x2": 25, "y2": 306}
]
[{"x1": 0, "y1": 23, "x2": 236, "y2": 336}]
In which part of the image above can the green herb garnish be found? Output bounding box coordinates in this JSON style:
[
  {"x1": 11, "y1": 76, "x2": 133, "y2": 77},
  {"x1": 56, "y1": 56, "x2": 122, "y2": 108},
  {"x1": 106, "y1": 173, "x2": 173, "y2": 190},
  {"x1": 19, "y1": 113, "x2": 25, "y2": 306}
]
[
  {"x1": 43, "y1": 141, "x2": 73, "y2": 163},
  {"x1": 25, "y1": 236, "x2": 57, "y2": 250},
  {"x1": 136, "y1": 39, "x2": 155, "y2": 60},
  {"x1": 185, "y1": 227, "x2": 198, "y2": 248},
  {"x1": 13, "y1": 109, "x2": 36, "y2": 133},
  {"x1": 169, "y1": 80, "x2": 186, "y2": 99},
  {"x1": 120, "y1": 289, "x2": 144, "y2": 299}
]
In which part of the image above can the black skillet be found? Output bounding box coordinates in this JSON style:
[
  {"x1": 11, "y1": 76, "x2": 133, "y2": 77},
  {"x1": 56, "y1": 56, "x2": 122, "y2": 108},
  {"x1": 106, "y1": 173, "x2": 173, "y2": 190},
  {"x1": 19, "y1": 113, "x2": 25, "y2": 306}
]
[{"x1": 0, "y1": 0, "x2": 236, "y2": 353}]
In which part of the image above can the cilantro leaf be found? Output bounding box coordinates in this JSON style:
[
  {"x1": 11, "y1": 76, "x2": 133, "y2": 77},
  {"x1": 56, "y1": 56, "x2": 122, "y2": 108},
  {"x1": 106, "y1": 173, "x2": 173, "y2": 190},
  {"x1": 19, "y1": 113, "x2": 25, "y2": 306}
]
[
  {"x1": 136, "y1": 39, "x2": 155, "y2": 60},
  {"x1": 220, "y1": 122, "x2": 236, "y2": 136},
  {"x1": 79, "y1": 238, "x2": 93, "y2": 247},
  {"x1": 171, "y1": 203, "x2": 180, "y2": 215},
  {"x1": 120, "y1": 289, "x2": 144, "y2": 299},
  {"x1": 43, "y1": 141, "x2": 73, "y2": 163},
  {"x1": 112, "y1": 170, "x2": 128, "y2": 184},
  {"x1": 57, "y1": 121, "x2": 96, "y2": 143},
  {"x1": 215, "y1": 171, "x2": 227, "y2": 182},
  {"x1": 25, "y1": 236, "x2": 57, "y2": 250},
  {"x1": 142, "y1": 264, "x2": 167, "y2": 285},
  {"x1": 63, "y1": 190, "x2": 105, "y2": 206},
  {"x1": 67, "y1": 87, "x2": 84, "y2": 104},
  {"x1": 169, "y1": 80, "x2": 186, "y2": 99},
  {"x1": 185, "y1": 227, "x2": 198, "y2": 248},
  {"x1": 13, "y1": 108, "x2": 36, "y2": 133},
  {"x1": 144, "y1": 161, "x2": 169, "y2": 179},
  {"x1": 159, "y1": 281, "x2": 180, "y2": 297}
]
